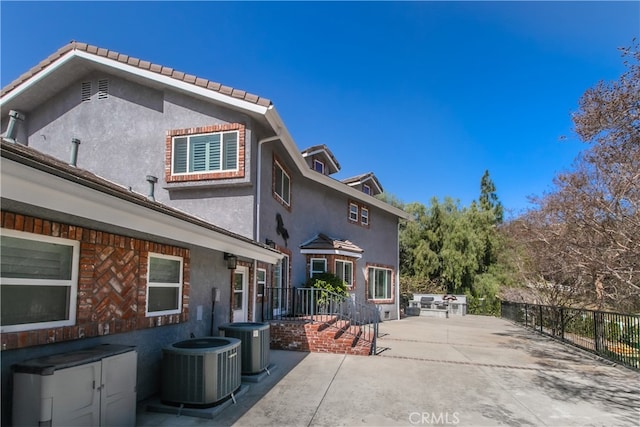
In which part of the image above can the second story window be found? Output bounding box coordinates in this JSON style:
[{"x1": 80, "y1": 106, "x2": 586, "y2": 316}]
[
  {"x1": 274, "y1": 159, "x2": 291, "y2": 206},
  {"x1": 348, "y1": 200, "x2": 370, "y2": 228},
  {"x1": 361, "y1": 207, "x2": 369, "y2": 226},
  {"x1": 172, "y1": 131, "x2": 238, "y2": 174},
  {"x1": 349, "y1": 203, "x2": 359, "y2": 222}
]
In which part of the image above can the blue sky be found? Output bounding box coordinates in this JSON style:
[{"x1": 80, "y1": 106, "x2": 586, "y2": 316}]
[{"x1": 1, "y1": 1, "x2": 638, "y2": 217}]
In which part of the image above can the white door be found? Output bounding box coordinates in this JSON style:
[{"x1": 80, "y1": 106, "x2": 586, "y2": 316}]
[{"x1": 233, "y1": 266, "x2": 248, "y2": 322}]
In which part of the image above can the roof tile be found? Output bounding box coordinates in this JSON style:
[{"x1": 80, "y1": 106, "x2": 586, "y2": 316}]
[{"x1": 1, "y1": 41, "x2": 272, "y2": 108}]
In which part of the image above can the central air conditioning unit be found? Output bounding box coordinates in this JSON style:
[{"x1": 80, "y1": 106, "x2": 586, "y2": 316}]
[
  {"x1": 219, "y1": 322, "x2": 270, "y2": 374},
  {"x1": 161, "y1": 337, "x2": 241, "y2": 407}
]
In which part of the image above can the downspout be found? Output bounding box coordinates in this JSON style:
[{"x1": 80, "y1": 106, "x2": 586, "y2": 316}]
[
  {"x1": 396, "y1": 220, "x2": 401, "y2": 321},
  {"x1": 254, "y1": 132, "x2": 281, "y2": 321}
]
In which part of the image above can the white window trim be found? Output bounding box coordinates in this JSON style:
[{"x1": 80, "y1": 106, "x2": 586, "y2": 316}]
[
  {"x1": 274, "y1": 159, "x2": 291, "y2": 206},
  {"x1": 368, "y1": 266, "x2": 393, "y2": 301},
  {"x1": 313, "y1": 159, "x2": 325, "y2": 174},
  {"x1": 146, "y1": 252, "x2": 184, "y2": 317},
  {"x1": 335, "y1": 259, "x2": 354, "y2": 288},
  {"x1": 310, "y1": 258, "x2": 327, "y2": 278},
  {"x1": 361, "y1": 207, "x2": 369, "y2": 226},
  {"x1": 0, "y1": 229, "x2": 80, "y2": 333},
  {"x1": 349, "y1": 203, "x2": 359, "y2": 222},
  {"x1": 171, "y1": 130, "x2": 240, "y2": 176}
]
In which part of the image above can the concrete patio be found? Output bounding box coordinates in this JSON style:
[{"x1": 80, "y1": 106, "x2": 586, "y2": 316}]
[{"x1": 136, "y1": 315, "x2": 640, "y2": 426}]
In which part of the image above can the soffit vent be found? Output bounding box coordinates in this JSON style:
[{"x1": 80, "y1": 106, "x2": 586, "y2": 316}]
[
  {"x1": 81, "y1": 81, "x2": 92, "y2": 102},
  {"x1": 97, "y1": 79, "x2": 109, "y2": 100}
]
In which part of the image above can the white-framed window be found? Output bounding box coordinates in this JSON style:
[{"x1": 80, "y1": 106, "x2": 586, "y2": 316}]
[
  {"x1": 361, "y1": 207, "x2": 369, "y2": 226},
  {"x1": 335, "y1": 260, "x2": 353, "y2": 288},
  {"x1": 172, "y1": 130, "x2": 239, "y2": 175},
  {"x1": 363, "y1": 184, "x2": 371, "y2": 195},
  {"x1": 349, "y1": 203, "x2": 359, "y2": 222},
  {"x1": 146, "y1": 253, "x2": 183, "y2": 316},
  {"x1": 257, "y1": 268, "x2": 266, "y2": 297},
  {"x1": 313, "y1": 159, "x2": 325, "y2": 174},
  {"x1": 274, "y1": 160, "x2": 291, "y2": 206},
  {"x1": 310, "y1": 258, "x2": 327, "y2": 278},
  {"x1": 0, "y1": 229, "x2": 80, "y2": 333},
  {"x1": 367, "y1": 267, "x2": 393, "y2": 301}
]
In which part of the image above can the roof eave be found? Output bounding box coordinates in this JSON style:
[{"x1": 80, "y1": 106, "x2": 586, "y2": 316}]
[{"x1": 1, "y1": 144, "x2": 282, "y2": 264}]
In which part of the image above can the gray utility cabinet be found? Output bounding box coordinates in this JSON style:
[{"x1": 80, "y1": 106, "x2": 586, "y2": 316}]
[{"x1": 12, "y1": 344, "x2": 137, "y2": 427}]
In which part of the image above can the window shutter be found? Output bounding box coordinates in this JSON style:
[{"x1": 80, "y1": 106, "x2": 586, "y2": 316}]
[
  {"x1": 173, "y1": 137, "x2": 188, "y2": 173},
  {"x1": 223, "y1": 132, "x2": 238, "y2": 170},
  {"x1": 208, "y1": 134, "x2": 221, "y2": 171},
  {"x1": 190, "y1": 135, "x2": 210, "y2": 172}
]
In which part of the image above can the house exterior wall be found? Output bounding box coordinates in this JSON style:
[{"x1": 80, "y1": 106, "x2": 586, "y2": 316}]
[
  {"x1": 259, "y1": 144, "x2": 400, "y2": 319},
  {"x1": 7, "y1": 66, "x2": 401, "y2": 320},
  {"x1": 22, "y1": 72, "x2": 258, "y2": 237},
  {"x1": 0, "y1": 208, "x2": 239, "y2": 424}
]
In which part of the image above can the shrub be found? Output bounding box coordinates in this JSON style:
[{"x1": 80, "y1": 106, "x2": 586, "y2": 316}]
[{"x1": 304, "y1": 273, "x2": 349, "y2": 308}]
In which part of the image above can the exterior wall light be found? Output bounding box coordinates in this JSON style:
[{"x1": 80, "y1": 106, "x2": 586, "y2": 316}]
[{"x1": 224, "y1": 253, "x2": 237, "y2": 269}]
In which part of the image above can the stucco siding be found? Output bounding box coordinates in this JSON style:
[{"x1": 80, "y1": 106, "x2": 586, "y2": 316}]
[{"x1": 19, "y1": 72, "x2": 259, "y2": 236}]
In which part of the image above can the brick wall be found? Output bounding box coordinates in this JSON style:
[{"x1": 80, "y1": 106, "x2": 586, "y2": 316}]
[
  {"x1": 1, "y1": 211, "x2": 190, "y2": 351},
  {"x1": 269, "y1": 319, "x2": 371, "y2": 356}
]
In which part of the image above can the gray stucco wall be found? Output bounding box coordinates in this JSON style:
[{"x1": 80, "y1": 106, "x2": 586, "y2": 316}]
[
  {"x1": 259, "y1": 144, "x2": 400, "y2": 320},
  {"x1": 22, "y1": 72, "x2": 258, "y2": 238},
  {"x1": 7, "y1": 69, "x2": 401, "y2": 319}
]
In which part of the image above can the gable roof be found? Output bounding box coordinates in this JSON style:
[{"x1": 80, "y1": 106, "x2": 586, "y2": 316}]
[
  {"x1": 1, "y1": 139, "x2": 282, "y2": 264},
  {"x1": 1, "y1": 41, "x2": 410, "y2": 221},
  {"x1": 300, "y1": 233, "x2": 363, "y2": 258},
  {"x1": 1, "y1": 41, "x2": 271, "y2": 110},
  {"x1": 342, "y1": 172, "x2": 384, "y2": 194},
  {"x1": 300, "y1": 144, "x2": 341, "y2": 174}
]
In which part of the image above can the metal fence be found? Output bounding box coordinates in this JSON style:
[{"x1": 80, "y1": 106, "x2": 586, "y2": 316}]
[
  {"x1": 261, "y1": 287, "x2": 380, "y2": 353},
  {"x1": 501, "y1": 301, "x2": 640, "y2": 370}
]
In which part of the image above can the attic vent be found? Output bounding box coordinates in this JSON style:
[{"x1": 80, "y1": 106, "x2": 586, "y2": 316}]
[
  {"x1": 81, "y1": 81, "x2": 92, "y2": 102},
  {"x1": 97, "y1": 79, "x2": 109, "y2": 100}
]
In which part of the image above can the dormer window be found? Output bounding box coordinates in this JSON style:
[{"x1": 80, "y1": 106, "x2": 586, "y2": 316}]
[
  {"x1": 313, "y1": 160, "x2": 325, "y2": 174},
  {"x1": 363, "y1": 184, "x2": 371, "y2": 195}
]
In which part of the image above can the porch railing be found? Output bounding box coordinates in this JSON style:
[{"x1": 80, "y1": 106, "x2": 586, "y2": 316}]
[
  {"x1": 261, "y1": 287, "x2": 380, "y2": 354},
  {"x1": 501, "y1": 301, "x2": 639, "y2": 370}
]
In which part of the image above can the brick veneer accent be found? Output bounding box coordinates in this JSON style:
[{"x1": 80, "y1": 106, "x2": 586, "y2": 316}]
[
  {"x1": 269, "y1": 319, "x2": 371, "y2": 356},
  {"x1": 1, "y1": 211, "x2": 190, "y2": 351},
  {"x1": 165, "y1": 123, "x2": 246, "y2": 183}
]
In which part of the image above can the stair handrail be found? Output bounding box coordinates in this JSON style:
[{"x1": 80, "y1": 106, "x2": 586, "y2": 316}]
[{"x1": 263, "y1": 287, "x2": 379, "y2": 354}]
